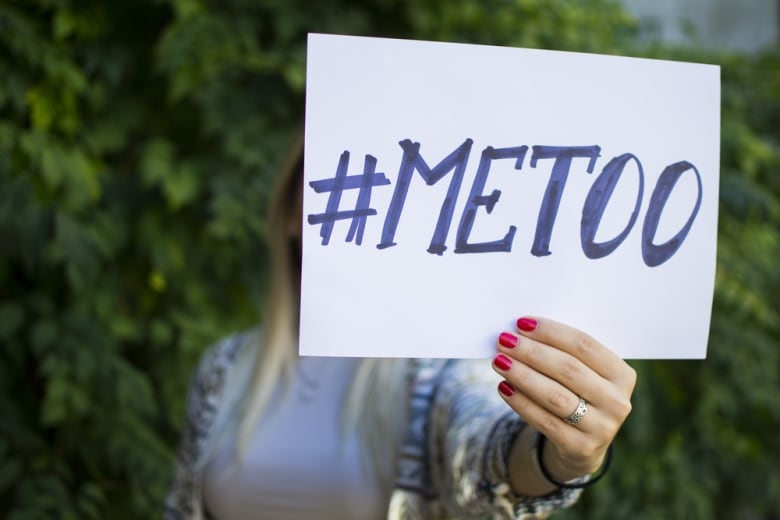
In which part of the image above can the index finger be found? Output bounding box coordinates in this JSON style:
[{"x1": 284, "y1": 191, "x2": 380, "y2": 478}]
[{"x1": 515, "y1": 315, "x2": 627, "y2": 384}]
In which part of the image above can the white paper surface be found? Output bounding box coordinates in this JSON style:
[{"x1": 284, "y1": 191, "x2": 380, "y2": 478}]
[{"x1": 300, "y1": 33, "x2": 720, "y2": 359}]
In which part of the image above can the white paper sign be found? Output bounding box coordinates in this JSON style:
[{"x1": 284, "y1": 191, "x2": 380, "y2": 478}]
[{"x1": 300, "y1": 33, "x2": 720, "y2": 359}]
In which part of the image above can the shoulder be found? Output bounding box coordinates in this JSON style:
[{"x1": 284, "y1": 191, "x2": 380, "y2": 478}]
[
  {"x1": 186, "y1": 329, "x2": 258, "y2": 434},
  {"x1": 190, "y1": 330, "x2": 257, "y2": 400},
  {"x1": 177, "y1": 329, "x2": 259, "y2": 471},
  {"x1": 165, "y1": 329, "x2": 260, "y2": 518}
]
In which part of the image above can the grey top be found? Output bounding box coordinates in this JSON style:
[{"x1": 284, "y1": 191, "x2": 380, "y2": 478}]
[{"x1": 203, "y1": 356, "x2": 388, "y2": 519}]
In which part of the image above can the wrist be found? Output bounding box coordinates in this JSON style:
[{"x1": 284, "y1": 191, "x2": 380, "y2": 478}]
[
  {"x1": 542, "y1": 439, "x2": 602, "y2": 481},
  {"x1": 534, "y1": 433, "x2": 614, "y2": 489}
]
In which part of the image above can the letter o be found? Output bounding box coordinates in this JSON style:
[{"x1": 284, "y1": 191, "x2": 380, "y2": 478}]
[
  {"x1": 642, "y1": 161, "x2": 703, "y2": 267},
  {"x1": 581, "y1": 153, "x2": 645, "y2": 259}
]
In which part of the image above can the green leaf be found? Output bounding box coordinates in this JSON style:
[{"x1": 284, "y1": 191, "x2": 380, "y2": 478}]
[{"x1": 0, "y1": 302, "x2": 24, "y2": 340}]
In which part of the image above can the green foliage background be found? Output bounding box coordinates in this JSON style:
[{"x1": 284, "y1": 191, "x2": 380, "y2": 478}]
[{"x1": 0, "y1": 0, "x2": 777, "y2": 518}]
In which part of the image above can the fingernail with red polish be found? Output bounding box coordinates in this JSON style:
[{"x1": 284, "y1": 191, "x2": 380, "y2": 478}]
[
  {"x1": 517, "y1": 317, "x2": 538, "y2": 332},
  {"x1": 493, "y1": 354, "x2": 512, "y2": 371},
  {"x1": 498, "y1": 381, "x2": 515, "y2": 397},
  {"x1": 499, "y1": 332, "x2": 518, "y2": 349}
]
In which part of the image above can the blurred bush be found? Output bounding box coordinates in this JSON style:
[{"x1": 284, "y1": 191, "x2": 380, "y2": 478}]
[{"x1": 0, "y1": 0, "x2": 777, "y2": 518}]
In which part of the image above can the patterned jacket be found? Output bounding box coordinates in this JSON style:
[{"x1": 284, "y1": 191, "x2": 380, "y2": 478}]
[{"x1": 164, "y1": 331, "x2": 583, "y2": 519}]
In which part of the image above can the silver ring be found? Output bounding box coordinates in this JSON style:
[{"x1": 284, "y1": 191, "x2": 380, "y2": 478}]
[{"x1": 565, "y1": 397, "x2": 588, "y2": 424}]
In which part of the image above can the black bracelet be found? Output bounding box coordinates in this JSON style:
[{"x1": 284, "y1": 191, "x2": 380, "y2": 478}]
[{"x1": 534, "y1": 433, "x2": 614, "y2": 489}]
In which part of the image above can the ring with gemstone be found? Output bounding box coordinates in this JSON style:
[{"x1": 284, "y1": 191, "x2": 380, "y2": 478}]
[{"x1": 565, "y1": 397, "x2": 588, "y2": 424}]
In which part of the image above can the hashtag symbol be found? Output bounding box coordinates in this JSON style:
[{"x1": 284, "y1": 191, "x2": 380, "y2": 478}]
[{"x1": 307, "y1": 151, "x2": 391, "y2": 245}]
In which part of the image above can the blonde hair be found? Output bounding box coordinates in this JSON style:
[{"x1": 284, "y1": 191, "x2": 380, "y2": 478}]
[{"x1": 236, "y1": 133, "x2": 409, "y2": 482}]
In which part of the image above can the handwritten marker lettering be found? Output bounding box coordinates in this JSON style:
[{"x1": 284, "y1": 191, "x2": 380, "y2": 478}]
[
  {"x1": 455, "y1": 145, "x2": 527, "y2": 254},
  {"x1": 642, "y1": 160, "x2": 703, "y2": 267},
  {"x1": 307, "y1": 151, "x2": 391, "y2": 245},
  {"x1": 378, "y1": 139, "x2": 473, "y2": 255},
  {"x1": 528, "y1": 145, "x2": 601, "y2": 257},
  {"x1": 580, "y1": 153, "x2": 644, "y2": 259},
  {"x1": 307, "y1": 139, "x2": 703, "y2": 267}
]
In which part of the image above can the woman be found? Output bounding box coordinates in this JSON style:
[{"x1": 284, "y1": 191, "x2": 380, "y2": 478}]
[{"x1": 165, "y1": 135, "x2": 636, "y2": 519}]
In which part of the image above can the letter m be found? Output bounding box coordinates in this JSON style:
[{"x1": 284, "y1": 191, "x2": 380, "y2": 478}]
[{"x1": 377, "y1": 138, "x2": 473, "y2": 255}]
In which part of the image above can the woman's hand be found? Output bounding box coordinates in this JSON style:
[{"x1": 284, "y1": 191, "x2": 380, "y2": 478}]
[{"x1": 492, "y1": 316, "x2": 636, "y2": 493}]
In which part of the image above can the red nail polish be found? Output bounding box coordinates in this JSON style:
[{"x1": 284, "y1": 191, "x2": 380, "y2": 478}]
[
  {"x1": 499, "y1": 332, "x2": 518, "y2": 349},
  {"x1": 517, "y1": 317, "x2": 538, "y2": 332},
  {"x1": 494, "y1": 354, "x2": 512, "y2": 371},
  {"x1": 498, "y1": 381, "x2": 515, "y2": 397}
]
